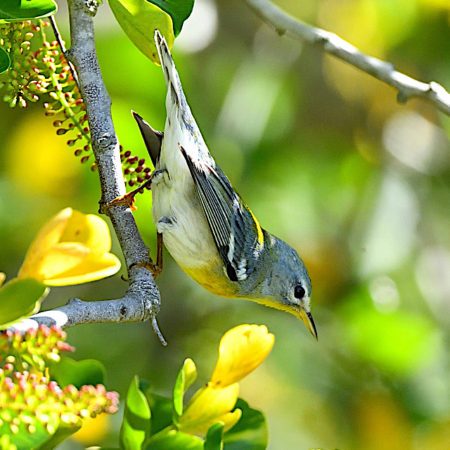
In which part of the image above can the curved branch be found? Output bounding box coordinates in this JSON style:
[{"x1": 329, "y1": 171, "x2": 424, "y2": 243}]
[
  {"x1": 11, "y1": 0, "x2": 165, "y2": 344},
  {"x1": 11, "y1": 291, "x2": 166, "y2": 344},
  {"x1": 244, "y1": 0, "x2": 450, "y2": 115}
]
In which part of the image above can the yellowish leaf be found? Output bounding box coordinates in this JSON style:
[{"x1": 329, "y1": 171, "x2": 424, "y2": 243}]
[{"x1": 108, "y1": 0, "x2": 174, "y2": 64}]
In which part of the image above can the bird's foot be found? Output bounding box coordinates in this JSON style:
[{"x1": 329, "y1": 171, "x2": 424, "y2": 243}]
[
  {"x1": 135, "y1": 257, "x2": 163, "y2": 279},
  {"x1": 101, "y1": 178, "x2": 153, "y2": 212},
  {"x1": 131, "y1": 233, "x2": 163, "y2": 279}
]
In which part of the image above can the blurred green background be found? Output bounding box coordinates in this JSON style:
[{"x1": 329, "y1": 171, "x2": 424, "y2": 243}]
[{"x1": 1, "y1": 0, "x2": 449, "y2": 448}]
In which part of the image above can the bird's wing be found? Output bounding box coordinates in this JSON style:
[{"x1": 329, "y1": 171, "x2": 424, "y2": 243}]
[
  {"x1": 180, "y1": 146, "x2": 264, "y2": 282},
  {"x1": 132, "y1": 111, "x2": 163, "y2": 166}
]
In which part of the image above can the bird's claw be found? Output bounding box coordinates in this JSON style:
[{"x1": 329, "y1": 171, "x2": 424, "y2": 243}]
[{"x1": 134, "y1": 257, "x2": 162, "y2": 279}]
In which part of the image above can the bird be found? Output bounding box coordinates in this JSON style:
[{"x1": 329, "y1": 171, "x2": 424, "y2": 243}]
[{"x1": 130, "y1": 31, "x2": 316, "y2": 339}]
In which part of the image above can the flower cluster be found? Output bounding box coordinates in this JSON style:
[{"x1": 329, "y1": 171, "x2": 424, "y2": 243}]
[
  {"x1": 120, "y1": 145, "x2": 153, "y2": 189},
  {"x1": 0, "y1": 20, "x2": 93, "y2": 165},
  {"x1": 0, "y1": 21, "x2": 42, "y2": 108},
  {"x1": 0, "y1": 20, "x2": 151, "y2": 189},
  {"x1": 0, "y1": 367, "x2": 119, "y2": 435},
  {"x1": 0, "y1": 326, "x2": 74, "y2": 373}
]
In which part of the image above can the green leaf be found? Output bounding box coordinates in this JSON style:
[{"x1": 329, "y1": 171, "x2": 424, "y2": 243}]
[
  {"x1": 145, "y1": 392, "x2": 173, "y2": 436},
  {"x1": 0, "y1": 0, "x2": 57, "y2": 21},
  {"x1": 146, "y1": 0, "x2": 194, "y2": 36},
  {"x1": 37, "y1": 422, "x2": 82, "y2": 450},
  {"x1": 146, "y1": 430, "x2": 203, "y2": 450},
  {"x1": 204, "y1": 423, "x2": 224, "y2": 450},
  {"x1": 223, "y1": 399, "x2": 267, "y2": 450},
  {"x1": 173, "y1": 358, "x2": 197, "y2": 417},
  {"x1": 107, "y1": 0, "x2": 175, "y2": 64},
  {"x1": 0, "y1": 420, "x2": 53, "y2": 449},
  {"x1": 120, "y1": 375, "x2": 151, "y2": 450},
  {"x1": 0, "y1": 278, "x2": 48, "y2": 329},
  {"x1": 0, "y1": 47, "x2": 10, "y2": 74},
  {"x1": 51, "y1": 357, "x2": 106, "y2": 388}
]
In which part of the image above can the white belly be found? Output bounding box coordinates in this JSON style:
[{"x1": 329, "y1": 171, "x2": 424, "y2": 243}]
[{"x1": 151, "y1": 140, "x2": 219, "y2": 270}]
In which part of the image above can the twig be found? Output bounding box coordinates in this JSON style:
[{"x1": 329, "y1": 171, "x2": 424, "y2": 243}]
[
  {"x1": 49, "y1": 15, "x2": 79, "y2": 86},
  {"x1": 11, "y1": 0, "x2": 166, "y2": 345},
  {"x1": 243, "y1": 0, "x2": 450, "y2": 116}
]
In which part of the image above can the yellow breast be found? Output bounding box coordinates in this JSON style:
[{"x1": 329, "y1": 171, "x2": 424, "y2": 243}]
[{"x1": 182, "y1": 263, "x2": 239, "y2": 298}]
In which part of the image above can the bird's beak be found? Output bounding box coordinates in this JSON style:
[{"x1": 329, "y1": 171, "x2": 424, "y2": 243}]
[{"x1": 297, "y1": 308, "x2": 318, "y2": 341}]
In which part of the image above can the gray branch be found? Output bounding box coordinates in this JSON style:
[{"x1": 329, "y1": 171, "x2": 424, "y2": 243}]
[
  {"x1": 244, "y1": 0, "x2": 450, "y2": 115},
  {"x1": 11, "y1": 0, "x2": 165, "y2": 344}
]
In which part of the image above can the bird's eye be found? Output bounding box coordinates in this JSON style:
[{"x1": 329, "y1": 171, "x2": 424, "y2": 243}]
[{"x1": 294, "y1": 284, "x2": 305, "y2": 299}]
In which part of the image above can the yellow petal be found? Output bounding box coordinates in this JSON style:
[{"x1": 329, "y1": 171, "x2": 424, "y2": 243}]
[
  {"x1": 210, "y1": 325, "x2": 274, "y2": 387},
  {"x1": 17, "y1": 208, "x2": 121, "y2": 286},
  {"x1": 18, "y1": 208, "x2": 73, "y2": 279},
  {"x1": 60, "y1": 211, "x2": 111, "y2": 254},
  {"x1": 43, "y1": 252, "x2": 121, "y2": 286},
  {"x1": 216, "y1": 408, "x2": 242, "y2": 433},
  {"x1": 0, "y1": 273, "x2": 5, "y2": 287},
  {"x1": 177, "y1": 383, "x2": 239, "y2": 436},
  {"x1": 29, "y1": 243, "x2": 90, "y2": 280},
  {"x1": 71, "y1": 414, "x2": 110, "y2": 445}
]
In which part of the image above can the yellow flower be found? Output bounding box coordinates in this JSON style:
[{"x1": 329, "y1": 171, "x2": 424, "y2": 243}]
[
  {"x1": 176, "y1": 324, "x2": 274, "y2": 437},
  {"x1": 177, "y1": 383, "x2": 242, "y2": 436},
  {"x1": 210, "y1": 324, "x2": 275, "y2": 387},
  {"x1": 17, "y1": 208, "x2": 121, "y2": 286}
]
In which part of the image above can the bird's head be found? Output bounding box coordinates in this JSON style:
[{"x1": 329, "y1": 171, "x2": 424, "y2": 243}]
[{"x1": 258, "y1": 237, "x2": 317, "y2": 340}]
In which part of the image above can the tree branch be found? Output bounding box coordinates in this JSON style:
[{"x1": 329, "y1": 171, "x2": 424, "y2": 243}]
[
  {"x1": 11, "y1": 0, "x2": 166, "y2": 344},
  {"x1": 243, "y1": 0, "x2": 450, "y2": 116}
]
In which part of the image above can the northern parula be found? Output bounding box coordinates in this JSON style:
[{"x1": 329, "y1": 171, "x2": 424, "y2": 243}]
[{"x1": 132, "y1": 31, "x2": 316, "y2": 339}]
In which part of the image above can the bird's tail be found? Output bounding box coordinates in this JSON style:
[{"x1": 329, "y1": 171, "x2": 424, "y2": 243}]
[
  {"x1": 154, "y1": 30, "x2": 209, "y2": 160},
  {"x1": 154, "y1": 30, "x2": 186, "y2": 110}
]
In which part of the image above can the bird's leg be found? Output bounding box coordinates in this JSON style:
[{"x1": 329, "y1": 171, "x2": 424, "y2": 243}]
[
  {"x1": 133, "y1": 232, "x2": 163, "y2": 278},
  {"x1": 102, "y1": 178, "x2": 153, "y2": 211},
  {"x1": 102, "y1": 168, "x2": 169, "y2": 212}
]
